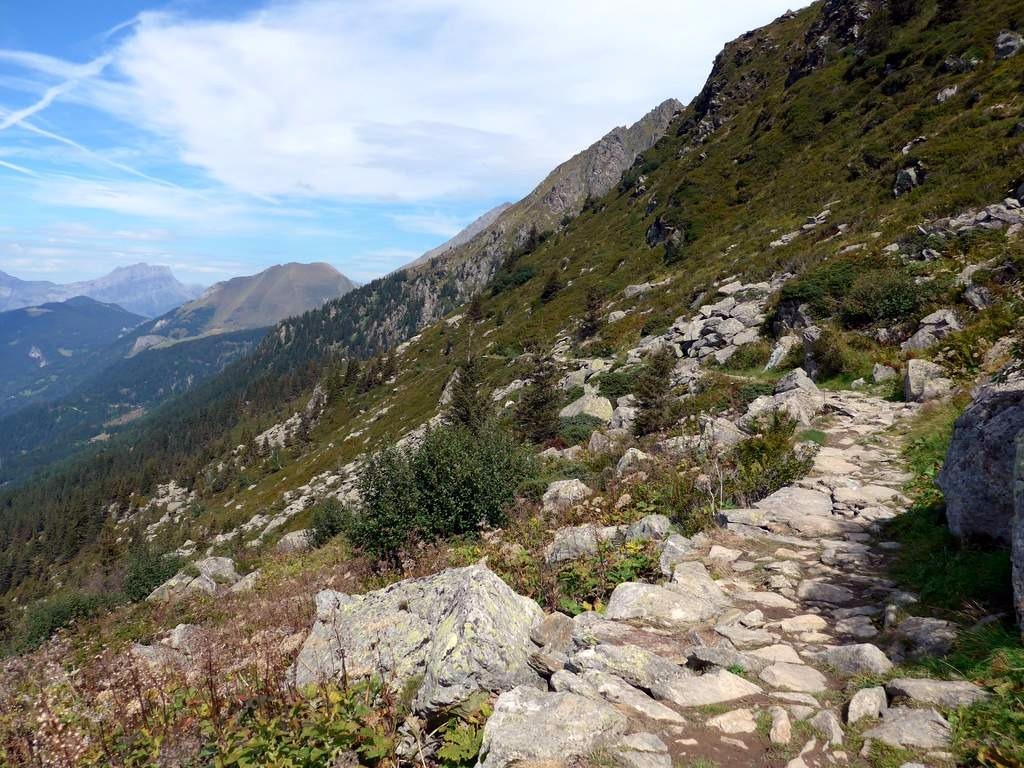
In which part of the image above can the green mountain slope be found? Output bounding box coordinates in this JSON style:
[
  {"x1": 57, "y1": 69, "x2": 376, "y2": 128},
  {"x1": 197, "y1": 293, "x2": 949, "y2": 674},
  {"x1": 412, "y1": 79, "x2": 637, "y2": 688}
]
[{"x1": 1, "y1": 0, "x2": 1022, "y2": 606}]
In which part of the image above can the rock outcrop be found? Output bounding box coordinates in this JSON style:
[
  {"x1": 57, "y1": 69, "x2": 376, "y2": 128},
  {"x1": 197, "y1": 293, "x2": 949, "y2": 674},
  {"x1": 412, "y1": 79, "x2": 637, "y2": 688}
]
[
  {"x1": 292, "y1": 564, "x2": 542, "y2": 714},
  {"x1": 938, "y1": 377, "x2": 1024, "y2": 544}
]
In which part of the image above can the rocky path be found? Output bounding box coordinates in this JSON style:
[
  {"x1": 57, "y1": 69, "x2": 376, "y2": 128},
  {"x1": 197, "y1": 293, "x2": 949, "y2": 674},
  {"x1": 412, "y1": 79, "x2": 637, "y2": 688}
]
[{"x1": 478, "y1": 391, "x2": 989, "y2": 768}]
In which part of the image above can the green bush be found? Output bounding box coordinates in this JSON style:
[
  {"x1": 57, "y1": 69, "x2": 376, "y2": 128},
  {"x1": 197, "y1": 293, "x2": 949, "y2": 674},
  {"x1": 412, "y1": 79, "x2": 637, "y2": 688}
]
[
  {"x1": 720, "y1": 341, "x2": 771, "y2": 370},
  {"x1": 558, "y1": 415, "x2": 606, "y2": 446},
  {"x1": 22, "y1": 591, "x2": 112, "y2": 649},
  {"x1": 122, "y1": 549, "x2": 184, "y2": 603},
  {"x1": 489, "y1": 265, "x2": 537, "y2": 297},
  {"x1": 309, "y1": 497, "x2": 352, "y2": 548},
  {"x1": 730, "y1": 415, "x2": 814, "y2": 505},
  {"x1": 595, "y1": 368, "x2": 640, "y2": 400},
  {"x1": 350, "y1": 425, "x2": 535, "y2": 561},
  {"x1": 839, "y1": 270, "x2": 920, "y2": 327}
]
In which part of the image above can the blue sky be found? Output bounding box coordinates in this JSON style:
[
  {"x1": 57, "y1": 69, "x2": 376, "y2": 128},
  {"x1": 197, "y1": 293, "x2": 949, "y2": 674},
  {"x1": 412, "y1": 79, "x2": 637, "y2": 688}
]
[{"x1": 0, "y1": 0, "x2": 800, "y2": 286}]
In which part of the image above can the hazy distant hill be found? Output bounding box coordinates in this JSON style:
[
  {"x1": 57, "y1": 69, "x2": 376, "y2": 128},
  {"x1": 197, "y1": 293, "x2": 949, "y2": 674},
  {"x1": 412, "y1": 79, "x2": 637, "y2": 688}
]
[
  {"x1": 130, "y1": 262, "x2": 358, "y2": 352},
  {"x1": 0, "y1": 296, "x2": 144, "y2": 412},
  {"x1": 0, "y1": 263, "x2": 203, "y2": 317}
]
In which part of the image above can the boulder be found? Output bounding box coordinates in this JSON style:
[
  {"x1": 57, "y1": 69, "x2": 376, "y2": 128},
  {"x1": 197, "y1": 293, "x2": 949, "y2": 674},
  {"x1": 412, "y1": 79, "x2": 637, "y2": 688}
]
[
  {"x1": 292, "y1": 564, "x2": 542, "y2": 714},
  {"x1": 997, "y1": 30, "x2": 1024, "y2": 59},
  {"x1": 571, "y1": 643, "x2": 685, "y2": 693},
  {"x1": 626, "y1": 514, "x2": 672, "y2": 541},
  {"x1": 707, "y1": 707, "x2": 757, "y2": 733},
  {"x1": 872, "y1": 364, "x2": 897, "y2": 383},
  {"x1": 659, "y1": 533, "x2": 700, "y2": 575},
  {"x1": 775, "y1": 368, "x2": 818, "y2": 394},
  {"x1": 605, "y1": 565, "x2": 728, "y2": 628},
  {"x1": 903, "y1": 359, "x2": 952, "y2": 403},
  {"x1": 810, "y1": 710, "x2": 844, "y2": 746},
  {"x1": 902, "y1": 309, "x2": 962, "y2": 352},
  {"x1": 813, "y1": 644, "x2": 892, "y2": 676},
  {"x1": 766, "y1": 336, "x2": 801, "y2": 370},
  {"x1": 477, "y1": 686, "x2": 628, "y2": 768},
  {"x1": 276, "y1": 529, "x2": 311, "y2": 554},
  {"x1": 147, "y1": 557, "x2": 242, "y2": 602},
  {"x1": 544, "y1": 525, "x2": 601, "y2": 564},
  {"x1": 862, "y1": 707, "x2": 950, "y2": 749},
  {"x1": 938, "y1": 378, "x2": 1024, "y2": 544},
  {"x1": 613, "y1": 732, "x2": 672, "y2": 768},
  {"x1": 759, "y1": 662, "x2": 828, "y2": 693},
  {"x1": 885, "y1": 678, "x2": 990, "y2": 709},
  {"x1": 542, "y1": 479, "x2": 593, "y2": 513},
  {"x1": 659, "y1": 669, "x2": 763, "y2": 708},
  {"x1": 560, "y1": 392, "x2": 614, "y2": 422},
  {"x1": 576, "y1": 670, "x2": 685, "y2": 725},
  {"x1": 890, "y1": 616, "x2": 958, "y2": 660},
  {"x1": 616, "y1": 447, "x2": 652, "y2": 476},
  {"x1": 230, "y1": 569, "x2": 261, "y2": 593}
]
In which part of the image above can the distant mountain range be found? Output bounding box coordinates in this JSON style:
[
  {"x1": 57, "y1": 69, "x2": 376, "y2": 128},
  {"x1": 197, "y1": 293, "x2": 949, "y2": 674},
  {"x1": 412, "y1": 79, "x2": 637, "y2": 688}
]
[
  {"x1": 126, "y1": 262, "x2": 358, "y2": 354},
  {"x1": 0, "y1": 261, "x2": 359, "y2": 482},
  {"x1": 0, "y1": 263, "x2": 204, "y2": 317}
]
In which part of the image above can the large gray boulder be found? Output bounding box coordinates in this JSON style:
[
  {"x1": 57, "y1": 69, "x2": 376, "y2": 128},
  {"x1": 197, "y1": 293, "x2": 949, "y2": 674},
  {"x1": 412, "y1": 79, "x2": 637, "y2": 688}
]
[
  {"x1": 937, "y1": 378, "x2": 1024, "y2": 544},
  {"x1": 147, "y1": 556, "x2": 242, "y2": 602},
  {"x1": 541, "y1": 479, "x2": 592, "y2": 513},
  {"x1": 559, "y1": 391, "x2": 614, "y2": 422},
  {"x1": 477, "y1": 686, "x2": 629, "y2": 768},
  {"x1": 292, "y1": 564, "x2": 542, "y2": 714},
  {"x1": 903, "y1": 359, "x2": 952, "y2": 403}
]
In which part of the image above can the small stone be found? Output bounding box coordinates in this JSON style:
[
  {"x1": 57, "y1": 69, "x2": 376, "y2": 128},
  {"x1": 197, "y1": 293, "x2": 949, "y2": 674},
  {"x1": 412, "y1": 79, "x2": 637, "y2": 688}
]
[
  {"x1": 847, "y1": 686, "x2": 887, "y2": 724},
  {"x1": 779, "y1": 614, "x2": 828, "y2": 633},
  {"x1": 771, "y1": 706, "x2": 793, "y2": 745},
  {"x1": 709, "y1": 545, "x2": 742, "y2": 562},
  {"x1": 759, "y1": 662, "x2": 828, "y2": 693},
  {"x1": 797, "y1": 580, "x2": 855, "y2": 605},
  {"x1": 707, "y1": 707, "x2": 757, "y2": 734},
  {"x1": 811, "y1": 710, "x2": 844, "y2": 746},
  {"x1": 749, "y1": 645, "x2": 804, "y2": 665}
]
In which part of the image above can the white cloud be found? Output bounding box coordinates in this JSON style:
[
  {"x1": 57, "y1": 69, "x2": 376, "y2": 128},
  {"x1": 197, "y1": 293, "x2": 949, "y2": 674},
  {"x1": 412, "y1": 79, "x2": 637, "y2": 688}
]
[{"x1": 1, "y1": 0, "x2": 800, "y2": 205}]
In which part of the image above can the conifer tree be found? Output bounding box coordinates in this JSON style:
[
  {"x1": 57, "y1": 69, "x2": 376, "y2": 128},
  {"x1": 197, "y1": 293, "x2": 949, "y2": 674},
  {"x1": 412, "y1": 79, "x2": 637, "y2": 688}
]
[
  {"x1": 449, "y1": 355, "x2": 491, "y2": 434},
  {"x1": 514, "y1": 359, "x2": 561, "y2": 443},
  {"x1": 540, "y1": 270, "x2": 563, "y2": 303},
  {"x1": 578, "y1": 287, "x2": 603, "y2": 339},
  {"x1": 343, "y1": 358, "x2": 360, "y2": 388},
  {"x1": 633, "y1": 347, "x2": 679, "y2": 436},
  {"x1": 466, "y1": 293, "x2": 484, "y2": 323}
]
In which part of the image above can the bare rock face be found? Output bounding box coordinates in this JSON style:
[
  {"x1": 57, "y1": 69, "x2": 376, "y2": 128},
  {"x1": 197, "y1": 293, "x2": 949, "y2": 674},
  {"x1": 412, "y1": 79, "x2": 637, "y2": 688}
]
[
  {"x1": 477, "y1": 686, "x2": 629, "y2": 768},
  {"x1": 292, "y1": 564, "x2": 542, "y2": 714},
  {"x1": 937, "y1": 378, "x2": 1024, "y2": 544}
]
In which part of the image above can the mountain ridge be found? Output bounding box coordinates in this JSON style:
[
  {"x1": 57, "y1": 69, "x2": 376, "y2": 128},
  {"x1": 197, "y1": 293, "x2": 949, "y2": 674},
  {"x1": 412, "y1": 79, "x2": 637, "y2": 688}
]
[{"x1": 0, "y1": 263, "x2": 203, "y2": 317}]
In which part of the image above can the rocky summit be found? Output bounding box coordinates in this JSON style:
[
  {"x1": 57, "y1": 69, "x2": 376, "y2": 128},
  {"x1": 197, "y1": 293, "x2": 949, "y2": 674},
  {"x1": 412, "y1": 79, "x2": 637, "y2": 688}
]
[{"x1": 2, "y1": 1, "x2": 1024, "y2": 766}]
